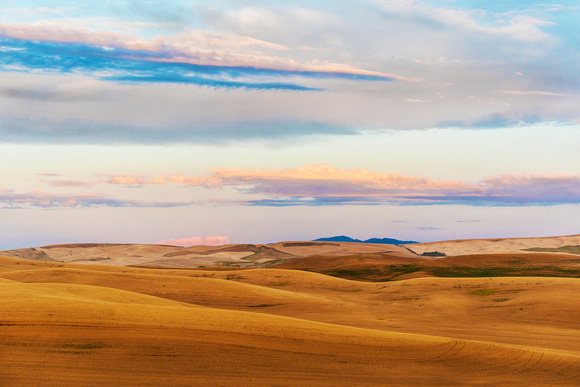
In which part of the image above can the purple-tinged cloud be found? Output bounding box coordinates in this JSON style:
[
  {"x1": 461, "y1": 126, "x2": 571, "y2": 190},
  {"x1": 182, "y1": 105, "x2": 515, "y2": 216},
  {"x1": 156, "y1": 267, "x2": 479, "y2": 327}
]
[
  {"x1": 481, "y1": 173, "x2": 580, "y2": 204},
  {"x1": 90, "y1": 164, "x2": 580, "y2": 206}
]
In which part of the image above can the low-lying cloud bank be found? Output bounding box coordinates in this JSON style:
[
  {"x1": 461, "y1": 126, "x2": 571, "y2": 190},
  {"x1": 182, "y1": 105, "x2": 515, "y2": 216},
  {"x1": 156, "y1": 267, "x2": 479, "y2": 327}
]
[
  {"x1": 104, "y1": 165, "x2": 580, "y2": 205},
  {"x1": 0, "y1": 164, "x2": 575, "y2": 209}
]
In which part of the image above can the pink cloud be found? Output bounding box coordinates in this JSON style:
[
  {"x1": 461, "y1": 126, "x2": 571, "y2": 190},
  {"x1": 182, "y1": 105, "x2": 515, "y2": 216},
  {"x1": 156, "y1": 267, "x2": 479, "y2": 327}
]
[
  {"x1": 209, "y1": 164, "x2": 471, "y2": 192},
  {"x1": 101, "y1": 164, "x2": 475, "y2": 198},
  {"x1": 20, "y1": 166, "x2": 580, "y2": 208},
  {"x1": 156, "y1": 236, "x2": 230, "y2": 247}
]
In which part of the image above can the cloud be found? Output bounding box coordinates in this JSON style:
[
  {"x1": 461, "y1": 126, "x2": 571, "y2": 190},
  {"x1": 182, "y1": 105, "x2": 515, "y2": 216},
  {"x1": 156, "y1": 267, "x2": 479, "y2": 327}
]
[
  {"x1": 102, "y1": 164, "x2": 470, "y2": 191},
  {"x1": 156, "y1": 236, "x2": 230, "y2": 246},
  {"x1": 377, "y1": 0, "x2": 419, "y2": 12},
  {"x1": 497, "y1": 90, "x2": 569, "y2": 96},
  {"x1": 0, "y1": 23, "x2": 394, "y2": 92},
  {"x1": 0, "y1": 116, "x2": 355, "y2": 144},
  {"x1": 0, "y1": 87, "x2": 100, "y2": 102},
  {"x1": 105, "y1": 174, "x2": 220, "y2": 187},
  {"x1": 0, "y1": 189, "x2": 197, "y2": 209},
  {"x1": 0, "y1": 3, "x2": 577, "y2": 145},
  {"x1": 0, "y1": 190, "x2": 136, "y2": 208},
  {"x1": 510, "y1": 16, "x2": 556, "y2": 26},
  {"x1": 481, "y1": 173, "x2": 580, "y2": 204},
  {"x1": 376, "y1": 2, "x2": 554, "y2": 42},
  {"x1": 91, "y1": 164, "x2": 580, "y2": 206},
  {"x1": 6, "y1": 166, "x2": 580, "y2": 209},
  {"x1": 48, "y1": 180, "x2": 95, "y2": 188}
]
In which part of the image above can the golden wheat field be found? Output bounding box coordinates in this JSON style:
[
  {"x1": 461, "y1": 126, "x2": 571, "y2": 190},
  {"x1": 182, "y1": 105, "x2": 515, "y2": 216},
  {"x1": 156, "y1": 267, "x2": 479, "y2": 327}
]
[{"x1": 2, "y1": 238, "x2": 580, "y2": 385}]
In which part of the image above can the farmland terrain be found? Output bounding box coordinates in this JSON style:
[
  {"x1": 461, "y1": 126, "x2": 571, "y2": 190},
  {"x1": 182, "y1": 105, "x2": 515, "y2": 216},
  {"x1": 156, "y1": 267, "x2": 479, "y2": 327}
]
[{"x1": 1, "y1": 235, "x2": 580, "y2": 385}]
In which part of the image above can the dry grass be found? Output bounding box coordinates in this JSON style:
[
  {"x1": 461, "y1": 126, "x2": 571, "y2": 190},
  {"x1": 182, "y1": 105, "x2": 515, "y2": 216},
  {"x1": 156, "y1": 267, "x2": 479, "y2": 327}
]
[
  {"x1": 1, "y1": 253, "x2": 580, "y2": 385},
  {"x1": 404, "y1": 234, "x2": 580, "y2": 256}
]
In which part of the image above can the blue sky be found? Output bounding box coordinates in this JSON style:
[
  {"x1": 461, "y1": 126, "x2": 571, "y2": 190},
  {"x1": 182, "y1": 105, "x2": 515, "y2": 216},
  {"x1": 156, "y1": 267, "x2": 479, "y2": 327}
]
[{"x1": 0, "y1": 0, "x2": 579, "y2": 248}]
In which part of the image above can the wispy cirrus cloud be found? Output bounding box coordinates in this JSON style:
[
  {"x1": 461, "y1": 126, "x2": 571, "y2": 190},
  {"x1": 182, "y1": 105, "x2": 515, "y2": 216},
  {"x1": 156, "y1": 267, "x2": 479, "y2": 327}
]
[
  {"x1": 376, "y1": 1, "x2": 555, "y2": 42},
  {"x1": 0, "y1": 23, "x2": 395, "y2": 91}
]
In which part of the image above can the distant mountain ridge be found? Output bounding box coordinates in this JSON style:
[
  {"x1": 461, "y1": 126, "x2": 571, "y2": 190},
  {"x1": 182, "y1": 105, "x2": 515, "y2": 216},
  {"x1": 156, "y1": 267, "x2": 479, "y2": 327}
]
[{"x1": 314, "y1": 235, "x2": 418, "y2": 245}]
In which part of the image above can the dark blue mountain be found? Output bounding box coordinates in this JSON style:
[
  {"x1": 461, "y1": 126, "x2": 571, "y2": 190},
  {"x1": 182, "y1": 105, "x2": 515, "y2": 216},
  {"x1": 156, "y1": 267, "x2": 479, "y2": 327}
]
[{"x1": 313, "y1": 236, "x2": 418, "y2": 245}]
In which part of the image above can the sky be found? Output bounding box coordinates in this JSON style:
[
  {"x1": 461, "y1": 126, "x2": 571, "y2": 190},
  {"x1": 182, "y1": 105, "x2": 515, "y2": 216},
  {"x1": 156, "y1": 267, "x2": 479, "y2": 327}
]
[{"x1": 1, "y1": 0, "x2": 579, "y2": 249}]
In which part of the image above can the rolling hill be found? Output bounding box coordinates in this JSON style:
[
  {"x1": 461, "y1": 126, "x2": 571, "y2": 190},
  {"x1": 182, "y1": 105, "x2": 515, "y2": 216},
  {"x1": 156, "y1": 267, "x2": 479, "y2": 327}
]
[
  {"x1": 1, "y1": 252, "x2": 580, "y2": 385},
  {"x1": 2, "y1": 234, "x2": 580, "y2": 384}
]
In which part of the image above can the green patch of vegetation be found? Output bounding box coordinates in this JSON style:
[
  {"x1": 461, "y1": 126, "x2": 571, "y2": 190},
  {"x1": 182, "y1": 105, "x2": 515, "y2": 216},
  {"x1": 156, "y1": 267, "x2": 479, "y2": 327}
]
[
  {"x1": 308, "y1": 263, "x2": 580, "y2": 282},
  {"x1": 503, "y1": 257, "x2": 530, "y2": 265},
  {"x1": 468, "y1": 289, "x2": 497, "y2": 296},
  {"x1": 421, "y1": 251, "x2": 446, "y2": 257},
  {"x1": 219, "y1": 262, "x2": 240, "y2": 268},
  {"x1": 225, "y1": 274, "x2": 246, "y2": 280},
  {"x1": 322, "y1": 264, "x2": 423, "y2": 281},
  {"x1": 428, "y1": 266, "x2": 515, "y2": 278},
  {"x1": 191, "y1": 273, "x2": 215, "y2": 278},
  {"x1": 492, "y1": 298, "x2": 511, "y2": 302},
  {"x1": 524, "y1": 245, "x2": 580, "y2": 255}
]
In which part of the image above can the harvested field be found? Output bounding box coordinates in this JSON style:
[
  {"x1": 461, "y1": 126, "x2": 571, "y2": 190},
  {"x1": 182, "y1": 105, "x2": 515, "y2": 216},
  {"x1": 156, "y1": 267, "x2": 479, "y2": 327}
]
[{"x1": 2, "y1": 250, "x2": 580, "y2": 385}]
